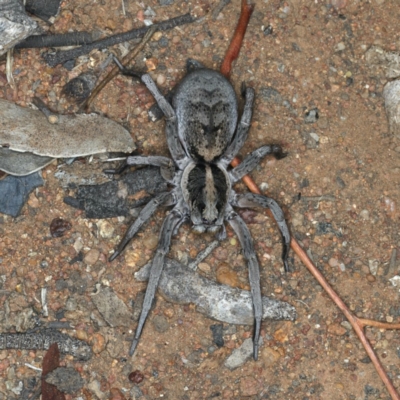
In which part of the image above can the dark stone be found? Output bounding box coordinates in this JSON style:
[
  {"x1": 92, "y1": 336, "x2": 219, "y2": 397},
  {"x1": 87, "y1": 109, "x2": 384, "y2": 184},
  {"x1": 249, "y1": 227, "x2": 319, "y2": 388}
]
[
  {"x1": 158, "y1": 36, "x2": 169, "y2": 48},
  {"x1": 210, "y1": 324, "x2": 224, "y2": 348},
  {"x1": 45, "y1": 367, "x2": 84, "y2": 394}
]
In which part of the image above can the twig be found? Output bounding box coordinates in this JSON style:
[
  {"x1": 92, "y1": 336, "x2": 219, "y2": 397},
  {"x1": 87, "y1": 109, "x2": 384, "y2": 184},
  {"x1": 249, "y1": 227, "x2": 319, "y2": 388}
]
[
  {"x1": 80, "y1": 26, "x2": 156, "y2": 112},
  {"x1": 16, "y1": 32, "x2": 96, "y2": 49},
  {"x1": 31, "y1": 97, "x2": 59, "y2": 124},
  {"x1": 220, "y1": 0, "x2": 254, "y2": 78},
  {"x1": 223, "y1": 2, "x2": 400, "y2": 398},
  {"x1": 43, "y1": 13, "x2": 195, "y2": 67},
  {"x1": 188, "y1": 240, "x2": 219, "y2": 271}
]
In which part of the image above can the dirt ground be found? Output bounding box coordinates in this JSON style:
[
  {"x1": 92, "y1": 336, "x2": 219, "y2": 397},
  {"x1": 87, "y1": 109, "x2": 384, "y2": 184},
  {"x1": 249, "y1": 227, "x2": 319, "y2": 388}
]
[{"x1": 1, "y1": 0, "x2": 400, "y2": 399}]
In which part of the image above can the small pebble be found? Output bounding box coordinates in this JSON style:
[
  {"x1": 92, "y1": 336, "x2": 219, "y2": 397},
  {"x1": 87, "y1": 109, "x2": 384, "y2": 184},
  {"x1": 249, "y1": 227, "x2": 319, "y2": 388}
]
[
  {"x1": 210, "y1": 324, "x2": 224, "y2": 348},
  {"x1": 328, "y1": 324, "x2": 347, "y2": 336},
  {"x1": 198, "y1": 262, "x2": 211, "y2": 272},
  {"x1": 143, "y1": 234, "x2": 158, "y2": 250},
  {"x1": 328, "y1": 258, "x2": 339, "y2": 268},
  {"x1": 109, "y1": 388, "x2": 126, "y2": 400},
  {"x1": 336, "y1": 42, "x2": 346, "y2": 51},
  {"x1": 216, "y1": 263, "x2": 241, "y2": 288},
  {"x1": 366, "y1": 274, "x2": 376, "y2": 282},
  {"x1": 50, "y1": 217, "x2": 72, "y2": 238},
  {"x1": 261, "y1": 347, "x2": 282, "y2": 367},
  {"x1": 91, "y1": 333, "x2": 106, "y2": 354},
  {"x1": 84, "y1": 249, "x2": 100, "y2": 265},
  {"x1": 129, "y1": 370, "x2": 144, "y2": 384},
  {"x1": 152, "y1": 315, "x2": 169, "y2": 333},
  {"x1": 156, "y1": 74, "x2": 166, "y2": 86},
  {"x1": 96, "y1": 220, "x2": 114, "y2": 238}
]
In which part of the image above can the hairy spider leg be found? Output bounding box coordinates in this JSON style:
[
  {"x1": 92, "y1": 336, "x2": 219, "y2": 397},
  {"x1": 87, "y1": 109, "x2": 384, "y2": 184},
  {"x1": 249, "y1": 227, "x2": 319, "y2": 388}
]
[
  {"x1": 220, "y1": 86, "x2": 254, "y2": 166},
  {"x1": 233, "y1": 193, "x2": 291, "y2": 272},
  {"x1": 113, "y1": 57, "x2": 187, "y2": 165},
  {"x1": 229, "y1": 144, "x2": 286, "y2": 183},
  {"x1": 109, "y1": 192, "x2": 174, "y2": 261},
  {"x1": 140, "y1": 74, "x2": 188, "y2": 167},
  {"x1": 227, "y1": 208, "x2": 263, "y2": 360},
  {"x1": 129, "y1": 210, "x2": 184, "y2": 355},
  {"x1": 104, "y1": 155, "x2": 174, "y2": 175}
]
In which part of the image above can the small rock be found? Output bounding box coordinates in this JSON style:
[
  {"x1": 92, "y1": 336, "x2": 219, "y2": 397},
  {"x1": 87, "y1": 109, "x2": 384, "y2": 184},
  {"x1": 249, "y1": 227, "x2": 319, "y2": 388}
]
[
  {"x1": 84, "y1": 249, "x2": 100, "y2": 265},
  {"x1": 91, "y1": 333, "x2": 106, "y2": 354},
  {"x1": 50, "y1": 217, "x2": 72, "y2": 238},
  {"x1": 128, "y1": 370, "x2": 144, "y2": 384},
  {"x1": 368, "y1": 259, "x2": 379, "y2": 276},
  {"x1": 156, "y1": 74, "x2": 166, "y2": 86},
  {"x1": 210, "y1": 324, "x2": 224, "y2": 348},
  {"x1": 88, "y1": 380, "x2": 106, "y2": 400},
  {"x1": 261, "y1": 347, "x2": 282, "y2": 367},
  {"x1": 45, "y1": 367, "x2": 84, "y2": 394},
  {"x1": 96, "y1": 220, "x2": 114, "y2": 238},
  {"x1": 216, "y1": 263, "x2": 241, "y2": 288},
  {"x1": 109, "y1": 388, "x2": 126, "y2": 400},
  {"x1": 158, "y1": 36, "x2": 168, "y2": 48},
  {"x1": 198, "y1": 262, "x2": 211, "y2": 272},
  {"x1": 27, "y1": 193, "x2": 40, "y2": 208},
  {"x1": 152, "y1": 315, "x2": 169, "y2": 333},
  {"x1": 274, "y1": 327, "x2": 289, "y2": 343},
  {"x1": 328, "y1": 258, "x2": 339, "y2": 268},
  {"x1": 76, "y1": 329, "x2": 88, "y2": 341},
  {"x1": 224, "y1": 338, "x2": 256, "y2": 370},
  {"x1": 389, "y1": 275, "x2": 400, "y2": 287},
  {"x1": 304, "y1": 108, "x2": 319, "y2": 123},
  {"x1": 328, "y1": 324, "x2": 347, "y2": 336},
  {"x1": 336, "y1": 42, "x2": 346, "y2": 51},
  {"x1": 91, "y1": 286, "x2": 132, "y2": 327},
  {"x1": 360, "y1": 209, "x2": 370, "y2": 220}
]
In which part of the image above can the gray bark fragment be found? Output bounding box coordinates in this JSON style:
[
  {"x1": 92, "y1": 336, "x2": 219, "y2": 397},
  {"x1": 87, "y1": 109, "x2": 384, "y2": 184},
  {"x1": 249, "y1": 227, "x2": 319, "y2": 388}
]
[{"x1": 135, "y1": 258, "x2": 297, "y2": 325}]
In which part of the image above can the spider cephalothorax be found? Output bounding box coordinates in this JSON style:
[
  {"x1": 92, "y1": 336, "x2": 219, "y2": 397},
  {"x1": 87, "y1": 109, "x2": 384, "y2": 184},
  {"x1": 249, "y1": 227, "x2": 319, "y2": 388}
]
[{"x1": 109, "y1": 59, "x2": 290, "y2": 360}]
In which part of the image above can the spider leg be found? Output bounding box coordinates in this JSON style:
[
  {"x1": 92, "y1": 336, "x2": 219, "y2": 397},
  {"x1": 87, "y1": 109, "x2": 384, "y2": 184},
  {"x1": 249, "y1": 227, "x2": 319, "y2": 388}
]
[
  {"x1": 141, "y1": 74, "x2": 188, "y2": 167},
  {"x1": 129, "y1": 210, "x2": 183, "y2": 356},
  {"x1": 112, "y1": 56, "x2": 144, "y2": 80},
  {"x1": 227, "y1": 209, "x2": 262, "y2": 360},
  {"x1": 221, "y1": 85, "x2": 255, "y2": 166},
  {"x1": 109, "y1": 192, "x2": 174, "y2": 261},
  {"x1": 233, "y1": 193, "x2": 291, "y2": 272},
  {"x1": 104, "y1": 156, "x2": 174, "y2": 175},
  {"x1": 229, "y1": 145, "x2": 286, "y2": 183}
]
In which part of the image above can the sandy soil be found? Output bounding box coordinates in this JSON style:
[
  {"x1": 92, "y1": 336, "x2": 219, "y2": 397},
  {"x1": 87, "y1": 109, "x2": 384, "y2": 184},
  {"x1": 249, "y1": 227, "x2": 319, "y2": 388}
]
[{"x1": 1, "y1": 0, "x2": 400, "y2": 399}]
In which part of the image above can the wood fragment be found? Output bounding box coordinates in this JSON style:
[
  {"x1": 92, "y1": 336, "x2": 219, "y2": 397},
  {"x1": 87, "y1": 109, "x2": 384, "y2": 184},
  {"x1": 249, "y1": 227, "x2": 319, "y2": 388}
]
[{"x1": 42, "y1": 13, "x2": 195, "y2": 67}]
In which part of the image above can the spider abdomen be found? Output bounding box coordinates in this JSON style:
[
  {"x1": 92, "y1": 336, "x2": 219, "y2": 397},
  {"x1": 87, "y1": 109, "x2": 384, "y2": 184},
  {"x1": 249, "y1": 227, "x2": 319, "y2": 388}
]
[{"x1": 173, "y1": 69, "x2": 238, "y2": 162}]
